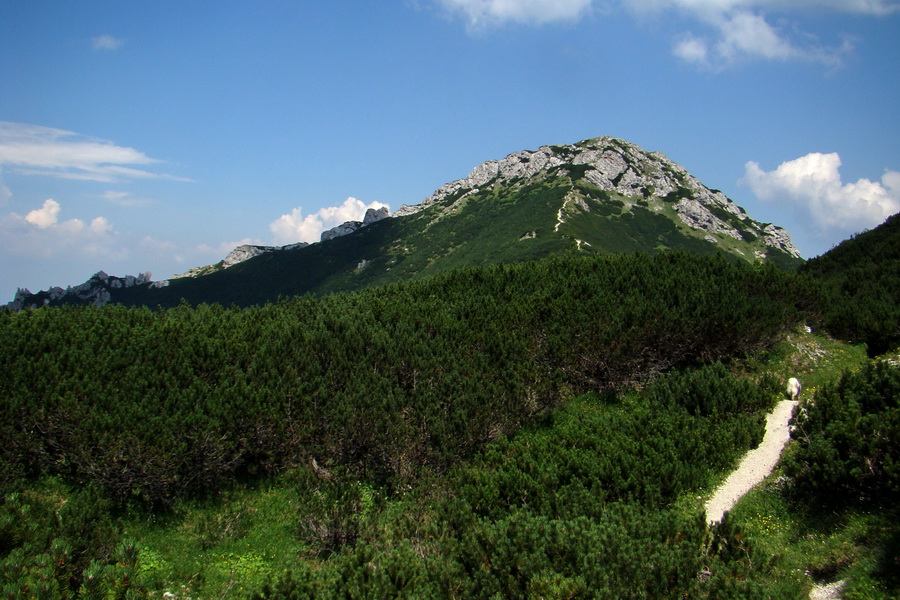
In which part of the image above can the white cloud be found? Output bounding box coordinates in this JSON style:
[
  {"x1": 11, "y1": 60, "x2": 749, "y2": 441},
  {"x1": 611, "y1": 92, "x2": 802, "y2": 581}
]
[
  {"x1": 716, "y1": 11, "x2": 799, "y2": 60},
  {"x1": 90, "y1": 216, "x2": 113, "y2": 234},
  {"x1": 673, "y1": 34, "x2": 710, "y2": 62},
  {"x1": 437, "y1": 0, "x2": 593, "y2": 28},
  {"x1": 620, "y1": 0, "x2": 884, "y2": 68},
  {"x1": 270, "y1": 197, "x2": 390, "y2": 245},
  {"x1": 24, "y1": 199, "x2": 62, "y2": 228},
  {"x1": 432, "y1": 0, "x2": 894, "y2": 68},
  {"x1": 661, "y1": 7, "x2": 853, "y2": 68},
  {"x1": 1, "y1": 199, "x2": 122, "y2": 260},
  {"x1": 741, "y1": 152, "x2": 900, "y2": 231},
  {"x1": 432, "y1": 0, "x2": 892, "y2": 67},
  {"x1": 91, "y1": 35, "x2": 124, "y2": 51},
  {"x1": 0, "y1": 121, "x2": 188, "y2": 183}
]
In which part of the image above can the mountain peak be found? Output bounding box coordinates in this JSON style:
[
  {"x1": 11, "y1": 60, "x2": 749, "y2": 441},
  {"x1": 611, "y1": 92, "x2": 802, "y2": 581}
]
[{"x1": 394, "y1": 136, "x2": 799, "y2": 260}]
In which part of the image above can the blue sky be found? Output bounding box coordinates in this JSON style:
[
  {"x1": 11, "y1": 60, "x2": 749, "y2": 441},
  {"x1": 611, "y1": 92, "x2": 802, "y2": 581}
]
[{"x1": 1, "y1": 0, "x2": 898, "y2": 300}]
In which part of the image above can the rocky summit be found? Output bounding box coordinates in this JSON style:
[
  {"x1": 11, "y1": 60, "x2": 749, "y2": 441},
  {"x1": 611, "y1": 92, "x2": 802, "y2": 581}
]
[{"x1": 396, "y1": 136, "x2": 799, "y2": 260}]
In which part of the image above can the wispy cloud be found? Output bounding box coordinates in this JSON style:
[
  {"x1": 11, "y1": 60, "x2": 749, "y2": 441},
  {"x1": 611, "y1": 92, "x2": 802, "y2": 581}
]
[
  {"x1": 0, "y1": 121, "x2": 189, "y2": 183},
  {"x1": 436, "y1": 0, "x2": 593, "y2": 29},
  {"x1": 741, "y1": 152, "x2": 900, "y2": 232},
  {"x1": 91, "y1": 34, "x2": 124, "y2": 51},
  {"x1": 435, "y1": 0, "x2": 896, "y2": 68},
  {"x1": 624, "y1": 1, "x2": 899, "y2": 18},
  {"x1": 98, "y1": 190, "x2": 152, "y2": 207},
  {"x1": 621, "y1": 0, "x2": 891, "y2": 68},
  {"x1": 270, "y1": 197, "x2": 390, "y2": 245},
  {"x1": 658, "y1": 6, "x2": 855, "y2": 69}
]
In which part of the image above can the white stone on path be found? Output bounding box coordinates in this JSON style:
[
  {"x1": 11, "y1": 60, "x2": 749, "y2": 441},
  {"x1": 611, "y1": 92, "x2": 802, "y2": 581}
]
[{"x1": 810, "y1": 580, "x2": 846, "y2": 600}]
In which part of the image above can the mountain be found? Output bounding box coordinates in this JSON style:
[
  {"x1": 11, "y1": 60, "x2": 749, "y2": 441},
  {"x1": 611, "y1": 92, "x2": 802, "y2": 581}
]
[{"x1": 6, "y1": 136, "x2": 802, "y2": 309}]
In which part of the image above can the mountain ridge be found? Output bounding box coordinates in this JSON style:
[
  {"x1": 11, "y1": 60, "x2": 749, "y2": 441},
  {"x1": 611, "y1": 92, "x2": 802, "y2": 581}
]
[{"x1": 6, "y1": 136, "x2": 802, "y2": 309}]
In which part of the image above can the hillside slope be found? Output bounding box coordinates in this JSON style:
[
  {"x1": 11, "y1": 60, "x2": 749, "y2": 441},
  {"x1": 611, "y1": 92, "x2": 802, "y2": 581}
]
[{"x1": 800, "y1": 213, "x2": 900, "y2": 355}]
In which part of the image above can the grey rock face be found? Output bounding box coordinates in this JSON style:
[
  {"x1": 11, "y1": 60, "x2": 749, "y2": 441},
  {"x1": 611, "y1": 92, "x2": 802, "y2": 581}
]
[
  {"x1": 761, "y1": 224, "x2": 799, "y2": 256},
  {"x1": 321, "y1": 221, "x2": 362, "y2": 242},
  {"x1": 321, "y1": 206, "x2": 390, "y2": 242},
  {"x1": 675, "y1": 198, "x2": 743, "y2": 241},
  {"x1": 223, "y1": 245, "x2": 276, "y2": 268},
  {"x1": 363, "y1": 206, "x2": 390, "y2": 226},
  {"x1": 7, "y1": 288, "x2": 32, "y2": 311}
]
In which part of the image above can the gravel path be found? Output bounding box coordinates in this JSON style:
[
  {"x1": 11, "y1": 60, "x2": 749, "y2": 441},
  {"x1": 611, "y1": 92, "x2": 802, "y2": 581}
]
[
  {"x1": 703, "y1": 398, "x2": 847, "y2": 599},
  {"x1": 704, "y1": 399, "x2": 799, "y2": 525}
]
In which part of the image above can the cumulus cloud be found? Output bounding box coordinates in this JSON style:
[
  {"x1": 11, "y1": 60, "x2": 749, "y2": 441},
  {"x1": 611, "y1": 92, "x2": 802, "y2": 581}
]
[
  {"x1": 270, "y1": 197, "x2": 390, "y2": 245},
  {"x1": 741, "y1": 152, "x2": 900, "y2": 232},
  {"x1": 0, "y1": 121, "x2": 188, "y2": 183},
  {"x1": 437, "y1": 0, "x2": 593, "y2": 28},
  {"x1": 24, "y1": 199, "x2": 62, "y2": 228},
  {"x1": 90, "y1": 216, "x2": 113, "y2": 234},
  {"x1": 91, "y1": 34, "x2": 124, "y2": 51}
]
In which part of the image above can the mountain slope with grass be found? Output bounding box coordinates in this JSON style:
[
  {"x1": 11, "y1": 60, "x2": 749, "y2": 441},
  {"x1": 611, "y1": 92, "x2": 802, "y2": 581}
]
[{"x1": 8, "y1": 136, "x2": 802, "y2": 309}]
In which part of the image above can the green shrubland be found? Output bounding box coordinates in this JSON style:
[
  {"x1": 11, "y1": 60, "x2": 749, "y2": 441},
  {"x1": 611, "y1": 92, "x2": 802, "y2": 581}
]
[
  {"x1": 2, "y1": 238, "x2": 899, "y2": 598},
  {"x1": 0, "y1": 252, "x2": 803, "y2": 506}
]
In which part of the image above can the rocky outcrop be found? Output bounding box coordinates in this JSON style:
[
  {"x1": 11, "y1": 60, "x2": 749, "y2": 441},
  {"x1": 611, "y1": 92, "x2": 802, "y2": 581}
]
[
  {"x1": 223, "y1": 244, "x2": 275, "y2": 268},
  {"x1": 393, "y1": 136, "x2": 801, "y2": 259},
  {"x1": 223, "y1": 242, "x2": 310, "y2": 268},
  {"x1": 675, "y1": 198, "x2": 743, "y2": 241},
  {"x1": 363, "y1": 206, "x2": 390, "y2": 226},
  {"x1": 173, "y1": 241, "x2": 311, "y2": 279},
  {"x1": 321, "y1": 207, "x2": 390, "y2": 242},
  {"x1": 6, "y1": 271, "x2": 157, "y2": 310},
  {"x1": 321, "y1": 221, "x2": 362, "y2": 242}
]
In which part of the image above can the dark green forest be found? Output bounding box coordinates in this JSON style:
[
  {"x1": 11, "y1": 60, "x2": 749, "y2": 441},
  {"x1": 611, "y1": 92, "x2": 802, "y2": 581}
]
[{"x1": 2, "y1": 232, "x2": 899, "y2": 598}]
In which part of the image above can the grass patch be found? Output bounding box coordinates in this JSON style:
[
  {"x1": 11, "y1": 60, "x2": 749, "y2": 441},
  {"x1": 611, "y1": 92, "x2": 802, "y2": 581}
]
[
  {"x1": 125, "y1": 481, "x2": 306, "y2": 599},
  {"x1": 729, "y1": 475, "x2": 899, "y2": 599}
]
